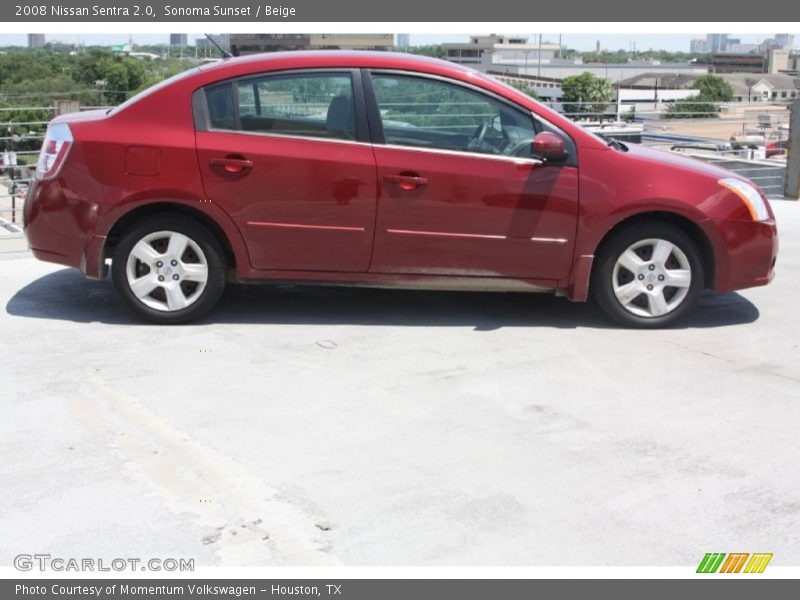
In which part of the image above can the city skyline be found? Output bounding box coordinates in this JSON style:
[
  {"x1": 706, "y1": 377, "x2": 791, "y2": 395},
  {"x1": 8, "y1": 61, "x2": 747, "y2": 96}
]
[{"x1": 1, "y1": 33, "x2": 798, "y2": 53}]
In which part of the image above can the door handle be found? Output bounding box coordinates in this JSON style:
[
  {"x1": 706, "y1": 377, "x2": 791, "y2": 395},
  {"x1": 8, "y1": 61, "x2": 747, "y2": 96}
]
[
  {"x1": 384, "y1": 174, "x2": 428, "y2": 191},
  {"x1": 209, "y1": 156, "x2": 254, "y2": 174}
]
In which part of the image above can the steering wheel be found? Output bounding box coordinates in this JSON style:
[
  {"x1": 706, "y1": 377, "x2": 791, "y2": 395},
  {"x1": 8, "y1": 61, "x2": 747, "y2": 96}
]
[{"x1": 467, "y1": 122, "x2": 488, "y2": 151}]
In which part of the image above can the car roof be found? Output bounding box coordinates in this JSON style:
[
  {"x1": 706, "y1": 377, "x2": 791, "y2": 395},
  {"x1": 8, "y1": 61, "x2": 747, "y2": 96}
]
[{"x1": 198, "y1": 50, "x2": 479, "y2": 79}]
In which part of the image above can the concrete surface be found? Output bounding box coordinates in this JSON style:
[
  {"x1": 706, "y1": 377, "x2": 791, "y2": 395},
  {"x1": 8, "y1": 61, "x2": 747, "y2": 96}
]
[{"x1": 0, "y1": 201, "x2": 798, "y2": 567}]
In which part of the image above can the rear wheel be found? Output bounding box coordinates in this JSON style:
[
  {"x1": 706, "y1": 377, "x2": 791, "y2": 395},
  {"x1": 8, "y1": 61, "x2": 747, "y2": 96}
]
[
  {"x1": 591, "y1": 222, "x2": 704, "y2": 328},
  {"x1": 111, "y1": 215, "x2": 226, "y2": 324}
]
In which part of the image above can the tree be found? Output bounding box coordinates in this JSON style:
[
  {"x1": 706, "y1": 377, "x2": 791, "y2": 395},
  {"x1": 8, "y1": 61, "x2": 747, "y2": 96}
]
[
  {"x1": 507, "y1": 80, "x2": 539, "y2": 100},
  {"x1": 664, "y1": 100, "x2": 720, "y2": 119},
  {"x1": 690, "y1": 74, "x2": 734, "y2": 102},
  {"x1": 406, "y1": 45, "x2": 446, "y2": 59},
  {"x1": 70, "y1": 49, "x2": 150, "y2": 103},
  {"x1": 0, "y1": 50, "x2": 65, "y2": 86},
  {"x1": 560, "y1": 72, "x2": 614, "y2": 118},
  {"x1": 662, "y1": 75, "x2": 733, "y2": 119},
  {"x1": 0, "y1": 75, "x2": 97, "y2": 151}
]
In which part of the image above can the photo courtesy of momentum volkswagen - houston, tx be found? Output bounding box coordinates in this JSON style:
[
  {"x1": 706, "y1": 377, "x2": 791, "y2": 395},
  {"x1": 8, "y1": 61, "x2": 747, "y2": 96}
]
[{"x1": 23, "y1": 51, "x2": 778, "y2": 327}]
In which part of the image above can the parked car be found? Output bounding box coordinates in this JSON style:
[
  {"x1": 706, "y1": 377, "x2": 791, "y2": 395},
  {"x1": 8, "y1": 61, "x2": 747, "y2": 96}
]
[
  {"x1": 24, "y1": 52, "x2": 778, "y2": 327},
  {"x1": 765, "y1": 139, "x2": 789, "y2": 158}
]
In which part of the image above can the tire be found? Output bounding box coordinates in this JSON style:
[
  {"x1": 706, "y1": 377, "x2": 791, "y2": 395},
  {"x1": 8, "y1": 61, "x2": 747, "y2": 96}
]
[
  {"x1": 111, "y1": 214, "x2": 226, "y2": 324},
  {"x1": 591, "y1": 221, "x2": 705, "y2": 328}
]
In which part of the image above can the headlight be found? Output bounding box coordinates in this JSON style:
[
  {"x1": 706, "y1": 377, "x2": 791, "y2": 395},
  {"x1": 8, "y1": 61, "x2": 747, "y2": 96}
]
[{"x1": 718, "y1": 178, "x2": 770, "y2": 222}]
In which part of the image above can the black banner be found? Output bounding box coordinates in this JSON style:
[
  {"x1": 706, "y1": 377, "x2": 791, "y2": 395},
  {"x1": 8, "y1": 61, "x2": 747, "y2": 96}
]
[
  {"x1": 2, "y1": 0, "x2": 795, "y2": 22},
  {"x1": 5, "y1": 579, "x2": 800, "y2": 600}
]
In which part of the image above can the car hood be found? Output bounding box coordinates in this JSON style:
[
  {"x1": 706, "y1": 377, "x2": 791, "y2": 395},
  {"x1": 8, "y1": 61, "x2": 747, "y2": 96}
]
[{"x1": 622, "y1": 142, "x2": 745, "y2": 182}]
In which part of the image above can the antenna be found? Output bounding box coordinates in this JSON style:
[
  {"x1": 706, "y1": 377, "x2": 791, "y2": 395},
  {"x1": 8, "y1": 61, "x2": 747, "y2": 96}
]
[{"x1": 205, "y1": 34, "x2": 232, "y2": 59}]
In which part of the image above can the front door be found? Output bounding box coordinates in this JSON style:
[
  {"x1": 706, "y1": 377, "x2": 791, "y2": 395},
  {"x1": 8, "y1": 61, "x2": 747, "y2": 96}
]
[
  {"x1": 195, "y1": 70, "x2": 377, "y2": 272},
  {"x1": 366, "y1": 73, "x2": 579, "y2": 280}
]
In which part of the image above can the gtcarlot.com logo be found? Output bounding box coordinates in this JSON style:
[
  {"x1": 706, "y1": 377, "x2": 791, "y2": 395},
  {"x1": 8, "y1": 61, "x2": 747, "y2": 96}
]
[{"x1": 14, "y1": 553, "x2": 195, "y2": 572}]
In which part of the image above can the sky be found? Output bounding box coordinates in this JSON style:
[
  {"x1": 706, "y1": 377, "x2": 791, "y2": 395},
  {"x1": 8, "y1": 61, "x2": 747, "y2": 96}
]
[{"x1": 0, "y1": 33, "x2": 797, "y2": 52}]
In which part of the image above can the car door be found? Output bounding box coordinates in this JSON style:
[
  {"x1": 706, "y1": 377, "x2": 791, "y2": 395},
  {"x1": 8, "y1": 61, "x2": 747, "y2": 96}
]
[
  {"x1": 365, "y1": 72, "x2": 579, "y2": 280},
  {"x1": 195, "y1": 69, "x2": 377, "y2": 272}
]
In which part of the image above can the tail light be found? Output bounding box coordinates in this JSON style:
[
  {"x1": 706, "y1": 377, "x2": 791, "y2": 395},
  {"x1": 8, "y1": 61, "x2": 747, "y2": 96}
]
[{"x1": 36, "y1": 123, "x2": 73, "y2": 180}]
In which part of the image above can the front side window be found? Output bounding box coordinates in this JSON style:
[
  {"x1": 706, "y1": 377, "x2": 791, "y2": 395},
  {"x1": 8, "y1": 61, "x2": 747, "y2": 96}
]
[
  {"x1": 371, "y1": 73, "x2": 538, "y2": 158},
  {"x1": 204, "y1": 72, "x2": 356, "y2": 141}
]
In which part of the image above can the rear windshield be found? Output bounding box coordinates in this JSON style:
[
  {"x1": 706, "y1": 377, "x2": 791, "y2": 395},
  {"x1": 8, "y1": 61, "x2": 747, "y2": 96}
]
[{"x1": 110, "y1": 67, "x2": 201, "y2": 114}]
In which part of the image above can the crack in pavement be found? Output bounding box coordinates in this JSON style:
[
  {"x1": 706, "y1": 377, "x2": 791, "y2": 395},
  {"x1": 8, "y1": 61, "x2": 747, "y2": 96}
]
[{"x1": 69, "y1": 372, "x2": 340, "y2": 566}]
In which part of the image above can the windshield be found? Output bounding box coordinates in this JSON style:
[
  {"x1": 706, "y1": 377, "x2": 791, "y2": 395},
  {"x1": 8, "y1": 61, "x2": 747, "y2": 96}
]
[{"x1": 109, "y1": 67, "x2": 201, "y2": 114}]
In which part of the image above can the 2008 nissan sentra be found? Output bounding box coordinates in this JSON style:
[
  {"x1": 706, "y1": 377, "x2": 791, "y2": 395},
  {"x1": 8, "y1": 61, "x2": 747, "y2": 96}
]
[{"x1": 23, "y1": 51, "x2": 778, "y2": 327}]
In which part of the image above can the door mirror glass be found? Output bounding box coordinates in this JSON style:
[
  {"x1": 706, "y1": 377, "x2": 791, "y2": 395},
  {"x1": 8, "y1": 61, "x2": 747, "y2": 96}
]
[{"x1": 532, "y1": 131, "x2": 567, "y2": 162}]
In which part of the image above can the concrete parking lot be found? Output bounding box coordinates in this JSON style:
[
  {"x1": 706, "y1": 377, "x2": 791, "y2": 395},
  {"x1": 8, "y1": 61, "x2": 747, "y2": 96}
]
[{"x1": 1, "y1": 201, "x2": 799, "y2": 567}]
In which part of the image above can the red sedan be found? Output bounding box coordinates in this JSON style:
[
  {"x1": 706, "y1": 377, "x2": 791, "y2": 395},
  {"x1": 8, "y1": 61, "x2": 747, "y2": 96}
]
[{"x1": 24, "y1": 52, "x2": 778, "y2": 327}]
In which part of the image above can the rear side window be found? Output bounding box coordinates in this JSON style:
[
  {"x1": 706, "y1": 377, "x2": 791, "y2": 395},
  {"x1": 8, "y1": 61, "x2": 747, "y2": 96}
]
[
  {"x1": 203, "y1": 72, "x2": 356, "y2": 141},
  {"x1": 206, "y1": 84, "x2": 236, "y2": 130}
]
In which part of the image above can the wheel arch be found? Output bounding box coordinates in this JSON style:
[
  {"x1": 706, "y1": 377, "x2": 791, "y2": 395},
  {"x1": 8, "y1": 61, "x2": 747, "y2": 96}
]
[
  {"x1": 593, "y1": 211, "x2": 717, "y2": 289},
  {"x1": 103, "y1": 201, "x2": 246, "y2": 277}
]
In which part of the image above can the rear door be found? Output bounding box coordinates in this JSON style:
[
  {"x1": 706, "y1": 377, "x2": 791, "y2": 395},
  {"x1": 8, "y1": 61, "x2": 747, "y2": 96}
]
[
  {"x1": 195, "y1": 69, "x2": 377, "y2": 272},
  {"x1": 365, "y1": 72, "x2": 579, "y2": 280}
]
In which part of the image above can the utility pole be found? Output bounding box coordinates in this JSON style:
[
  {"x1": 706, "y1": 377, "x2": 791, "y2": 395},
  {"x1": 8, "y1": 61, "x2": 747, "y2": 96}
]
[
  {"x1": 785, "y1": 100, "x2": 800, "y2": 199},
  {"x1": 537, "y1": 34, "x2": 542, "y2": 79}
]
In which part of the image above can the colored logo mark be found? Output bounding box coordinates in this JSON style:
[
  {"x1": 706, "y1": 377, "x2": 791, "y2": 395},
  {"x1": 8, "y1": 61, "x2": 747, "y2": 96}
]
[{"x1": 697, "y1": 552, "x2": 773, "y2": 573}]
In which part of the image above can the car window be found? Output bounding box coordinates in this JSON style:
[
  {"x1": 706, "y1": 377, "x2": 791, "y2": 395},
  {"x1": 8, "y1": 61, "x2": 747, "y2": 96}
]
[
  {"x1": 237, "y1": 73, "x2": 355, "y2": 140},
  {"x1": 371, "y1": 74, "x2": 538, "y2": 158},
  {"x1": 205, "y1": 84, "x2": 236, "y2": 130}
]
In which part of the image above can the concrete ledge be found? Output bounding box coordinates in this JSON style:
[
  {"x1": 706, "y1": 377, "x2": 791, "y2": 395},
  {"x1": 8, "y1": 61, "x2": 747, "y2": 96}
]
[{"x1": 0, "y1": 235, "x2": 29, "y2": 254}]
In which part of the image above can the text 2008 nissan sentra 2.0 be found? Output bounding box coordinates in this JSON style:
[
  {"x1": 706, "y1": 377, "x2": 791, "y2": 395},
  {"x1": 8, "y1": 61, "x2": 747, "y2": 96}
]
[{"x1": 24, "y1": 51, "x2": 778, "y2": 327}]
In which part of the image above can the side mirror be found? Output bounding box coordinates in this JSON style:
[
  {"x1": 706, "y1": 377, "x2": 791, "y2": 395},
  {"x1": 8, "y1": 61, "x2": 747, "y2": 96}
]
[{"x1": 532, "y1": 131, "x2": 567, "y2": 162}]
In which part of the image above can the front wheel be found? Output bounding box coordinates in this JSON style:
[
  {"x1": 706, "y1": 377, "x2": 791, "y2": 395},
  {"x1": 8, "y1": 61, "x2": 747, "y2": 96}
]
[
  {"x1": 591, "y1": 222, "x2": 705, "y2": 328},
  {"x1": 112, "y1": 215, "x2": 226, "y2": 324}
]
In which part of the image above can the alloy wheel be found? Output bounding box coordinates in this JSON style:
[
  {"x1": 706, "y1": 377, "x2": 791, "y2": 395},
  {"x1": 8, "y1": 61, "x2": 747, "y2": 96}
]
[
  {"x1": 125, "y1": 230, "x2": 209, "y2": 312},
  {"x1": 611, "y1": 238, "x2": 692, "y2": 318}
]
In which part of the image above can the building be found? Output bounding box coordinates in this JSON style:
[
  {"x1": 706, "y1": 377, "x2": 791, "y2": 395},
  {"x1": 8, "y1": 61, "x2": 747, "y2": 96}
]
[
  {"x1": 485, "y1": 73, "x2": 564, "y2": 101},
  {"x1": 618, "y1": 71, "x2": 800, "y2": 103},
  {"x1": 760, "y1": 35, "x2": 794, "y2": 53},
  {"x1": 726, "y1": 43, "x2": 760, "y2": 54},
  {"x1": 697, "y1": 33, "x2": 794, "y2": 56},
  {"x1": 169, "y1": 34, "x2": 188, "y2": 47},
  {"x1": 774, "y1": 34, "x2": 794, "y2": 49},
  {"x1": 443, "y1": 35, "x2": 564, "y2": 70},
  {"x1": 725, "y1": 73, "x2": 800, "y2": 101},
  {"x1": 690, "y1": 39, "x2": 711, "y2": 54},
  {"x1": 708, "y1": 34, "x2": 733, "y2": 53},
  {"x1": 27, "y1": 34, "x2": 45, "y2": 48},
  {"x1": 490, "y1": 61, "x2": 708, "y2": 85},
  {"x1": 229, "y1": 34, "x2": 393, "y2": 55},
  {"x1": 766, "y1": 49, "x2": 790, "y2": 74},
  {"x1": 445, "y1": 34, "x2": 706, "y2": 84},
  {"x1": 616, "y1": 73, "x2": 705, "y2": 108},
  {"x1": 705, "y1": 53, "x2": 767, "y2": 73},
  {"x1": 396, "y1": 34, "x2": 410, "y2": 49}
]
